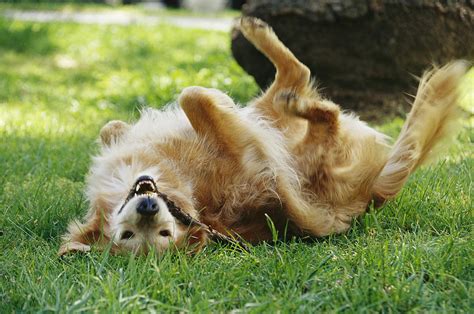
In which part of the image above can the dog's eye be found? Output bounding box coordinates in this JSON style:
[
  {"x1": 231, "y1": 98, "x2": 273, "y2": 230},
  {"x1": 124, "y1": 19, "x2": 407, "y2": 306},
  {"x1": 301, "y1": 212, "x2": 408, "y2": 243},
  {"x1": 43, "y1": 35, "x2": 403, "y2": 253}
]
[
  {"x1": 159, "y1": 230, "x2": 171, "y2": 237},
  {"x1": 121, "y1": 230, "x2": 134, "y2": 240}
]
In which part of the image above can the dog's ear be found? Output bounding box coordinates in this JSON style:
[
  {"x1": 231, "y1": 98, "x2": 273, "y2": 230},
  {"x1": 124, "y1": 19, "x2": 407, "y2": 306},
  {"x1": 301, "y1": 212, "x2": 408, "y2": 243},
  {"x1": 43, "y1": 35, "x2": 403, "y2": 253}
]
[
  {"x1": 58, "y1": 216, "x2": 108, "y2": 256},
  {"x1": 99, "y1": 120, "x2": 130, "y2": 147}
]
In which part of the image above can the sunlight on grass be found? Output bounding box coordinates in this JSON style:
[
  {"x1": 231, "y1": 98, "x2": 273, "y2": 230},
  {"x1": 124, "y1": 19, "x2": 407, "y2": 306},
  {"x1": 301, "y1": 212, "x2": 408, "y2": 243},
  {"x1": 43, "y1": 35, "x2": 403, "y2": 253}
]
[
  {"x1": 460, "y1": 67, "x2": 474, "y2": 110},
  {"x1": 460, "y1": 68, "x2": 474, "y2": 132},
  {"x1": 0, "y1": 16, "x2": 472, "y2": 312},
  {"x1": 0, "y1": 18, "x2": 258, "y2": 152},
  {"x1": 0, "y1": 3, "x2": 241, "y2": 18}
]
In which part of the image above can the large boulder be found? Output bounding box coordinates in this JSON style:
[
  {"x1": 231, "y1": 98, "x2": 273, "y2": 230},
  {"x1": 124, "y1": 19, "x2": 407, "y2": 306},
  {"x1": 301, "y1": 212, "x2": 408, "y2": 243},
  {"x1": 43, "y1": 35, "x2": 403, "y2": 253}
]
[{"x1": 231, "y1": 0, "x2": 474, "y2": 120}]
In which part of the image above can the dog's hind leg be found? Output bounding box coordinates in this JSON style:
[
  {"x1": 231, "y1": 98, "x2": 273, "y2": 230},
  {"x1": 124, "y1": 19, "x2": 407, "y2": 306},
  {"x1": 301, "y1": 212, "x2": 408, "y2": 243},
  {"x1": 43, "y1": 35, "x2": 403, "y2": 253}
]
[
  {"x1": 239, "y1": 17, "x2": 313, "y2": 131},
  {"x1": 238, "y1": 18, "x2": 350, "y2": 236},
  {"x1": 269, "y1": 91, "x2": 356, "y2": 236}
]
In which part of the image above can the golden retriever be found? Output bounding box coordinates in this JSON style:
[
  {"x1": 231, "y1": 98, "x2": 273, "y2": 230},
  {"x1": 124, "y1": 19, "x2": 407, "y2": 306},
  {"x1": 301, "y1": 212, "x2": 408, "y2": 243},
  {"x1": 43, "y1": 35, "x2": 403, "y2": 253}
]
[{"x1": 59, "y1": 17, "x2": 468, "y2": 255}]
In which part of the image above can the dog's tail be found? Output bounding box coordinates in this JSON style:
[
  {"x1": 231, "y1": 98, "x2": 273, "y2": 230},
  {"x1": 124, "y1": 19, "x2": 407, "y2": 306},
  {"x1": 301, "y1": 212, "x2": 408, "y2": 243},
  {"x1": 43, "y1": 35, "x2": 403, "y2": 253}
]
[{"x1": 373, "y1": 61, "x2": 469, "y2": 203}]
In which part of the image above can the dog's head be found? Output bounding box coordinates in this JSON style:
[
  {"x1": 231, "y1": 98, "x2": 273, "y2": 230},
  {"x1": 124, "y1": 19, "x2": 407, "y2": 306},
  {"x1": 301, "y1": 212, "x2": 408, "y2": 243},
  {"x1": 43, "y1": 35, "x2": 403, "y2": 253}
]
[
  {"x1": 59, "y1": 120, "x2": 206, "y2": 256},
  {"x1": 108, "y1": 174, "x2": 187, "y2": 254}
]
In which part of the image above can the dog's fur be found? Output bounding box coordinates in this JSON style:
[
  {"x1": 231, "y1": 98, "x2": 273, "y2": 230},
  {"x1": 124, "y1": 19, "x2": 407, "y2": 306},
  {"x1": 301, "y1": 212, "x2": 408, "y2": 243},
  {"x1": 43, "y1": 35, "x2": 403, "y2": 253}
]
[{"x1": 59, "y1": 18, "x2": 468, "y2": 255}]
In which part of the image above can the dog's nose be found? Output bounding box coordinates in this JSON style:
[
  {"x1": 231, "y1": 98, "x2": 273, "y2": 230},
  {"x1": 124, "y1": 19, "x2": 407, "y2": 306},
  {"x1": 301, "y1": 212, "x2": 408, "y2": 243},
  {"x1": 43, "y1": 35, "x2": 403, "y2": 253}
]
[{"x1": 137, "y1": 197, "x2": 159, "y2": 216}]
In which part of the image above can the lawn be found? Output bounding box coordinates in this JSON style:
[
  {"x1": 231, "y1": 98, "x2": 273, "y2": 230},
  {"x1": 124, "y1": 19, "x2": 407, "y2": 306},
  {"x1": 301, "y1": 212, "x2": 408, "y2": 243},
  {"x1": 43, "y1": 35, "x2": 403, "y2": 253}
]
[
  {"x1": 0, "y1": 14, "x2": 473, "y2": 312},
  {"x1": 0, "y1": 2, "x2": 241, "y2": 18}
]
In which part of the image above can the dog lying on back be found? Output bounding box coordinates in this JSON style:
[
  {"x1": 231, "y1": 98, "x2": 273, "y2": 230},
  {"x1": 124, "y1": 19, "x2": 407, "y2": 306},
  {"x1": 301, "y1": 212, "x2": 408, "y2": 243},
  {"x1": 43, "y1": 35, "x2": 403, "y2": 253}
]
[{"x1": 59, "y1": 18, "x2": 468, "y2": 255}]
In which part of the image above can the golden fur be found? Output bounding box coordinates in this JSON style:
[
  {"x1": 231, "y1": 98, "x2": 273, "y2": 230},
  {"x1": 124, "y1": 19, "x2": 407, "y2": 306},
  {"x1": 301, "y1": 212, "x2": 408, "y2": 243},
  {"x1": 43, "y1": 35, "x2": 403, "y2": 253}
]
[{"x1": 59, "y1": 18, "x2": 468, "y2": 255}]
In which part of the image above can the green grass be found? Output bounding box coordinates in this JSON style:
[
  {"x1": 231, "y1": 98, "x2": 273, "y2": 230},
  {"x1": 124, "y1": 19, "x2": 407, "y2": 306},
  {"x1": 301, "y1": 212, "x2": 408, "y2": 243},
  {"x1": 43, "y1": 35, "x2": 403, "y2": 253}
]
[
  {"x1": 0, "y1": 2, "x2": 241, "y2": 18},
  {"x1": 0, "y1": 16, "x2": 473, "y2": 312}
]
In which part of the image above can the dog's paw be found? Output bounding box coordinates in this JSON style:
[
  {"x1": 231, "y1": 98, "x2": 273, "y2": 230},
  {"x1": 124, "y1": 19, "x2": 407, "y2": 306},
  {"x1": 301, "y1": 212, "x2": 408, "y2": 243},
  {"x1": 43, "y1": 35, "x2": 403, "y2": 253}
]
[
  {"x1": 273, "y1": 90, "x2": 303, "y2": 116},
  {"x1": 58, "y1": 241, "x2": 91, "y2": 256},
  {"x1": 179, "y1": 86, "x2": 234, "y2": 108},
  {"x1": 274, "y1": 91, "x2": 340, "y2": 123},
  {"x1": 240, "y1": 16, "x2": 268, "y2": 31},
  {"x1": 306, "y1": 100, "x2": 340, "y2": 125},
  {"x1": 239, "y1": 16, "x2": 273, "y2": 43},
  {"x1": 100, "y1": 120, "x2": 130, "y2": 147}
]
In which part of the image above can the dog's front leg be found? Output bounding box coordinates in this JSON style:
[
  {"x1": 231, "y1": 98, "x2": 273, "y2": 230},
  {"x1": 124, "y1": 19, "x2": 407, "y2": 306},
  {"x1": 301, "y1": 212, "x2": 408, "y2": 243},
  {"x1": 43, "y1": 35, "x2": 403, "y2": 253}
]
[
  {"x1": 239, "y1": 17, "x2": 313, "y2": 136},
  {"x1": 273, "y1": 91, "x2": 341, "y2": 148},
  {"x1": 179, "y1": 86, "x2": 264, "y2": 161},
  {"x1": 239, "y1": 17, "x2": 311, "y2": 104}
]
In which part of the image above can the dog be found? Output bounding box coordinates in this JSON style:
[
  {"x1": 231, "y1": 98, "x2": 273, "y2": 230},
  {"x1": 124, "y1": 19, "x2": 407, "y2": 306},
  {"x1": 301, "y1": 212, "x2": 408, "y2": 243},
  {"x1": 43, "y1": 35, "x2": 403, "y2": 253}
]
[{"x1": 59, "y1": 17, "x2": 468, "y2": 255}]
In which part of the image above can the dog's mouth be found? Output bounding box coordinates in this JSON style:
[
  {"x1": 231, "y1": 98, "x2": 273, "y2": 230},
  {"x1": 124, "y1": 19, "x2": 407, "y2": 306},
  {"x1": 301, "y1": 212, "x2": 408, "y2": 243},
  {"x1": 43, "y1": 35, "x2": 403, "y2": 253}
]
[
  {"x1": 134, "y1": 176, "x2": 157, "y2": 196},
  {"x1": 118, "y1": 175, "x2": 158, "y2": 214}
]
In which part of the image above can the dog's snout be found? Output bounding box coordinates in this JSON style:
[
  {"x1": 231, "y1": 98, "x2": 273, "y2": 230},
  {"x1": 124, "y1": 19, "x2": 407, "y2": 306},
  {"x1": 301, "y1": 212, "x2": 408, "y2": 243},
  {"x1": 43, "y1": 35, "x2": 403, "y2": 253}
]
[{"x1": 137, "y1": 197, "x2": 159, "y2": 216}]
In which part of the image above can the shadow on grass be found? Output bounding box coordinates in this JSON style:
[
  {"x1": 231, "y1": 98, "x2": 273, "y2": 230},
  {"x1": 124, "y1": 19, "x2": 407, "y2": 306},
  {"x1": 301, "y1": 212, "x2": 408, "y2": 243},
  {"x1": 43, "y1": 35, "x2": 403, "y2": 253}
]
[{"x1": 0, "y1": 18, "x2": 56, "y2": 55}]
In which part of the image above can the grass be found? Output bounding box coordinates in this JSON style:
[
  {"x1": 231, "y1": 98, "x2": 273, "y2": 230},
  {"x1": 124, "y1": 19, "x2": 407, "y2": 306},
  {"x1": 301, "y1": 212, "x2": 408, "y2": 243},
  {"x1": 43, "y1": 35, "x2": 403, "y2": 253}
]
[
  {"x1": 0, "y1": 14, "x2": 473, "y2": 312},
  {"x1": 0, "y1": 2, "x2": 241, "y2": 18}
]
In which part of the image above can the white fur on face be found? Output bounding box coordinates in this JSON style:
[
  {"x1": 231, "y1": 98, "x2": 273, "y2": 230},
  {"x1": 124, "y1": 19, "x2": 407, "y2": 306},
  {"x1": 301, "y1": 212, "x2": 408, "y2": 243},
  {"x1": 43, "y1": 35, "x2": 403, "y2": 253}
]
[
  {"x1": 110, "y1": 192, "x2": 185, "y2": 254},
  {"x1": 84, "y1": 107, "x2": 196, "y2": 254},
  {"x1": 87, "y1": 157, "x2": 188, "y2": 253}
]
